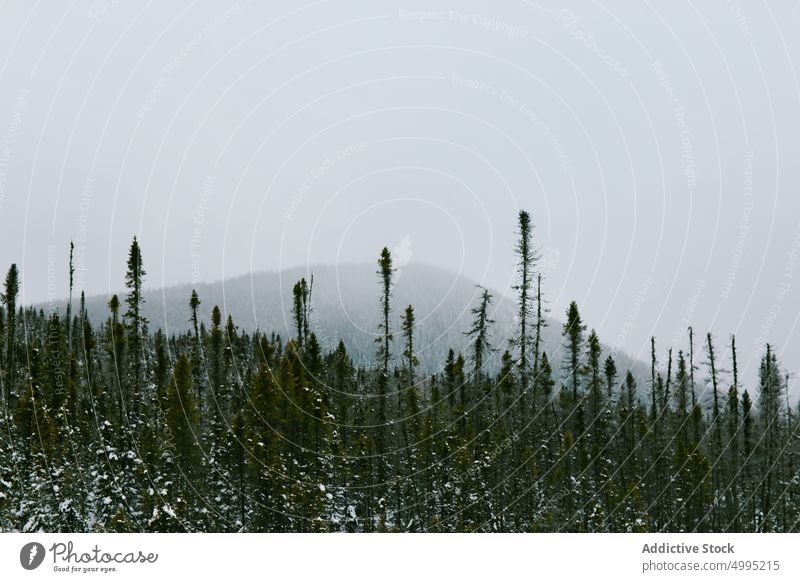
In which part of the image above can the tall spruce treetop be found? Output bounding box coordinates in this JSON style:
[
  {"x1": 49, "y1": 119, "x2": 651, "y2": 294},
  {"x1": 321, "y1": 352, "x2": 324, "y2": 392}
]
[
  {"x1": 756, "y1": 343, "x2": 785, "y2": 531},
  {"x1": 209, "y1": 305, "x2": 223, "y2": 395},
  {"x1": 108, "y1": 294, "x2": 120, "y2": 320},
  {"x1": 2, "y1": 263, "x2": 20, "y2": 400},
  {"x1": 688, "y1": 327, "x2": 697, "y2": 408},
  {"x1": 705, "y1": 333, "x2": 723, "y2": 448},
  {"x1": 730, "y1": 334, "x2": 740, "y2": 397},
  {"x1": 124, "y1": 237, "x2": 147, "y2": 335},
  {"x1": 189, "y1": 289, "x2": 202, "y2": 377},
  {"x1": 674, "y1": 351, "x2": 689, "y2": 415},
  {"x1": 649, "y1": 337, "x2": 658, "y2": 418},
  {"x1": 67, "y1": 241, "x2": 75, "y2": 346},
  {"x1": 604, "y1": 355, "x2": 617, "y2": 400},
  {"x1": 585, "y1": 330, "x2": 603, "y2": 425},
  {"x1": 3, "y1": 264, "x2": 19, "y2": 310},
  {"x1": 376, "y1": 247, "x2": 394, "y2": 375},
  {"x1": 401, "y1": 305, "x2": 418, "y2": 385},
  {"x1": 511, "y1": 211, "x2": 538, "y2": 391},
  {"x1": 124, "y1": 237, "x2": 147, "y2": 395},
  {"x1": 304, "y1": 275, "x2": 313, "y2": 348},
  {"x1": 465, "y1": 285, "x2": 494, "y2": 378},
  {"x1": 562, "y1": 301, "x2": 586, "y2": 401},
  {"x1": 189, "y1": 290, "x2": 201, "y2": 340},
  {"x1": 533, "y1": 273, "x2": 549, "y2": 380},
  {"x1": 758, "y1": 344, "x2": 783, "y2": 425},
  {"x1": 291, "y1": 278, "x2": 312, "y2": 350},
  {"x1": 673, "y1": 350, "x2": 690, "y2": 446},
  {"x1": 374, "y1": 247, "x2": 394, "y2": 478}
]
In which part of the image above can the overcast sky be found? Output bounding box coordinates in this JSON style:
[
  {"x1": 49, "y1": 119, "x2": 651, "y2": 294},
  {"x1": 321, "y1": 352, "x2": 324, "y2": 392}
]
[{"x1": 0, "y1": 0, "x2": 799, "y2": 388}]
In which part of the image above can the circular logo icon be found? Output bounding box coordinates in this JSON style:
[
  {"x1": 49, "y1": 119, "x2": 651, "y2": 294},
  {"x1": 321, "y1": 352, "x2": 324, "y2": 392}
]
[{"x1": 20, "y1": 542, "x2": 46, "y2": 570}]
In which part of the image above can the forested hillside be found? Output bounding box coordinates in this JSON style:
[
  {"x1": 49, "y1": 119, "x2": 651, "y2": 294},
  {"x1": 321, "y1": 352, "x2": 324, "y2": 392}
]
[{"x1": 1, "y1": 211, "x2": 797, "y2": 532}]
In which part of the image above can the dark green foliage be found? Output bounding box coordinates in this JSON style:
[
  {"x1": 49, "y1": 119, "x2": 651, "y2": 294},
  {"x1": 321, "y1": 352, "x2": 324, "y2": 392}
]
[
  {"x1": 1, "y1": 264, "x2": 20, "y2": 403},
  {"x1": 511, "y1": 210, "x2": 538, "y2": 397},
  {"x1": 0, "y1": 222, "x2": 798, "y2": 533},
  {"x1": 465, "y1": 286, "x2": 494, "y2": 380}
]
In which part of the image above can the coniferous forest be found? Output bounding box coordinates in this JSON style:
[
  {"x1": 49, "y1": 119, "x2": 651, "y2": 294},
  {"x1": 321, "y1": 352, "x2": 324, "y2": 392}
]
[{"x1": 0, "y1": 211, "x2": 798, "y2": 533}]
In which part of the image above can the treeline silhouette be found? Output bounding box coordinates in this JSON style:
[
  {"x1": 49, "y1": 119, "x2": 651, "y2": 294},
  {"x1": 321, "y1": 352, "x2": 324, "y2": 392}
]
[{"x1": 0, "y1": 212, "x2": 797, "y2": 532}]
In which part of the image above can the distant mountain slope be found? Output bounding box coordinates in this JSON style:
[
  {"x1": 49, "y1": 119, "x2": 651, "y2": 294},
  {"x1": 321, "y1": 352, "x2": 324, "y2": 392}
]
[{"x1": 73, "y1": 262, "x2": 649, "y2": 383}]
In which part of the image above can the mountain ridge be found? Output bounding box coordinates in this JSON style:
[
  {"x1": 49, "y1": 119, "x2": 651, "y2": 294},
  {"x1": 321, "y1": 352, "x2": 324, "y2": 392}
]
[{"x1": 43, "y1": 262, "x2": 650, "y2": 384}]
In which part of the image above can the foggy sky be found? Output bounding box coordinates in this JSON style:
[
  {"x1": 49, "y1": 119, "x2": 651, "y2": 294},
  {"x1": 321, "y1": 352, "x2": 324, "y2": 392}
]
[{"x1": 0, "y1": 0, "x2": 799, "y2": 390}]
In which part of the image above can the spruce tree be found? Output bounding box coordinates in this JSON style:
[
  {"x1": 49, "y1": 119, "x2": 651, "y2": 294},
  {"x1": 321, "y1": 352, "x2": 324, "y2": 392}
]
[
  {"x1": 536, "y1": 351, "x2": 557, "y2": 472},
  {"x1": 188, "y1": 290, "x2": 203, "y2": 418},
  {"x1": 533, "y1": 273, "x2": 548, "y2": 383},
  {"x1": 585, "y1": 331, "x2": 604, "y2": 484},
  {"x1": 757, "y1": 344, "x2": 784, "y2": 531},
  {"x1": 208, "y1": 305, "x2": 224, "y2": 413},
  {"x1": 124, "y1": 237, "x2": 147, "y2": 406},
  {"x1": 740, "y1": 388, "x2": 754, "y2": 527},
  {"x1": 401, "y1": 305, "x2": 418, "y2": 386},
  {"x1": 400, "y1": 305, "x2": 420, "y2": 529},
  {"x1": 189, "y1": 290, "x2": 201, "y2": 355},
  {"x1": 562, "y1": 301, "x2": 586, "y2": 460},
  {"x1": 376, "y1": 249, "x2": 394, "y2": 374},
  {"x1": 725, "y1": 335, "x2": 741, "y2": 531},
  {"x1": 673, "y1": 351, "x2": 690, "y2": 445},
  {"x1": 1, "y1": 264, "x2": 19, "y2": 403},
  {"x1": 618, "y1": 371, "x2": 639, "y2": 492},
  {"x1": 166, "y1": 354, "x2": 200, "y2": 466},
  {"x1": 106, "y1": 294, "x2": 128, "y2": 426},
  {"x1": 292, "y1": 278, "x2": 309, "y2": 350},
  {"x1": 375, "y1": 247, "x2": 394, "y2": 489},
  {"x1": 705, "y1": 332, "x2": 723, "y2": 529},
  {"x1": 465, "y1": 285, "x2": 494, "y2": 379},
  {"x1": 511, "y1": 211, "x2": 538, "y2": 408},
  {"x1": 67, "y1": 241, "x2": 75, "y2": 349}
]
